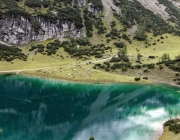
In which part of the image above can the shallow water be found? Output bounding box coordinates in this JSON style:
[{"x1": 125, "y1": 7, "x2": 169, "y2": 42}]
[{"x1": 0, "y1": 75, "x2": 180, "y2": 140}]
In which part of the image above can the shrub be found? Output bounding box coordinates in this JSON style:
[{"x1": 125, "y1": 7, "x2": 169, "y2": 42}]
[
  {"x1": 114, "y1": 42, "x2": 125, "y2": 48},
  {"x1": 149, "y1": 56, "x2": 155, "y2": 59},
  {"x1": 143, "y1": 77, "x2": 148, "y2": 80},
  {"x1": 135, "y1": 77, "x2": 140, "y2": 81},
  {"x1": 25, "y1": 0, "x2": 50, "y2": 8},
  {"x1": 122, "y1": 33, "x2": 130, "y2": 41}
]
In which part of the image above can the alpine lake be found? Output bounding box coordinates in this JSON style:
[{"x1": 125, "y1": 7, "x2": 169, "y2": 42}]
[{"x1": 0, "y1": 74, "x2": 180, "y2": 140}]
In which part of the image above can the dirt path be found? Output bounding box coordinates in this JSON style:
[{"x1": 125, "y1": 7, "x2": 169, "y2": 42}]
[{"x1": 0, "y1": 55, "x2": 116, "y2": 74}]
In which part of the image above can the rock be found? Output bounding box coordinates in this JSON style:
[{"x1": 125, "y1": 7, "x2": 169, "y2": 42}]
[
  {"x1": 88, "y1": 3, "x2": 102, "y2": 15},
  {"x1": 0, "y1": 16, "x2": 85, "y2": 45},
  {"x1": 75, "y1": 0, "x2": 87, "y2": 7}
]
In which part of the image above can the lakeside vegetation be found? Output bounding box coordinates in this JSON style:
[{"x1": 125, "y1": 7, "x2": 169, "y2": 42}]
[{"x1": 160, "y1": 118, "x2": 180, "y2": 140}]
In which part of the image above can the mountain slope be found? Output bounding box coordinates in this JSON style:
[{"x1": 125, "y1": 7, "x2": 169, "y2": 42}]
[
  {"x1": 0, "y1": 0, "x2": 180, "y2": 45},
  {"x1": 0, "y1": 0, "x2": 180, "y2": 86}
]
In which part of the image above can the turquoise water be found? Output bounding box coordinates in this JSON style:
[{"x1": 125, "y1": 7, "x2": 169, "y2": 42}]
[{"x1": 0, "y1": 75, "x2": 180, "y2": 140}]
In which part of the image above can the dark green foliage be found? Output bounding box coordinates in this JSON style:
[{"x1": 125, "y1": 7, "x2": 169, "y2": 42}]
[
  {"x1": 110, "y1": 21, "x2": 116, "y2": 27},
  {"x1": 29, "y1": 40, "x2": 61, "y2": 55},
  {"x1": 7, "y1": 9, "x2": 30, "y2": 18},
  {"x1": 149, "y1": 56, "x2": 155, "y2": 59},
  {"x1": 135, "y1": 77, "x2": 140, "y2": 81},
  {"x1": 167, "y1": 59, "x2": 180, "y2": 72},
  {"x1": 88, "y1": 0, "x2": 103, "y2": 9},
  {"x1": 135, "y1": 65, "x2": 141, "y2": 69},
  {"x1": 114, "y1": 42, "x2": 125, "y2": 48},
  {"x1": 54, "y1": 0, "x2": 72, "y2": 6},
  {"x1": 0, "y1": 0, "x2": 30, "y2": 17},
  {"x1": 143, "y1": 77, "x2": 148, "y2": 80},
  {"x1": 62, "y1": 40, "x2": 109, "y2": 58},
  {"x1": 146, "y1": 63, "x2": 155, "y2": 69},
  {"x1": 117, "y1": 46, "x2": 129, "y2": 62},
  {"x1": 122, "y1": 33, "x2": 130, "y2": 41},
  {"x1": 83, "y1": 8, "x2": 93, "y2": 37},
  {"x1": 103, "y1": 61, "x2": 110, "y2": 67},
  {"x1": 110, "y1": 57, "x2": 121, "y2": 63},
  {"x1": 109, "y1": 45, "x2": 130, "y2": 71},
  {"x1": 89, "y1": 136, "x2": 95, "y2": 140},
  {"x1": 114, "y1": 0, "x2": 176, "y2": 36},
  {"x1": 0, "y1": 0, "x2": 83, "y2": 31},
  {"x1": 71, "y1": 38, "x2": 91, "y2": 46},
  {"x1": 110, "y1": 28, "x2": 119, "y2": 37},
  {"x1": 31, "y1": 19, "x2": 41, "y2": 35},
  {"x1": 158, "y1": 0, "x2": 180, "y2": 29},
  {"x1": 94, "y1": 17, "x2": 106, "y2": 34},
  {"x1": 0, "y1": 44, "x2": 27, "y2": 61},
  {"x1": 46, "y1": 40, "x2": 61, "y2": 55},
  {"x1": 134, "y1": 24, "x2": 146, "y2": 41},
  {"x1": 29, "y1": 44, "x2": 45, "y2": 53},
  {"x1": 57, "y1": 8, "x2": 83, "y2": 28},
  {"x1": 39, "y1": 8, "x2": 83, "y2": 28},
  {"x1": 0, "y1": 0, "x2": 19, "y2": 11},
  {"x1": 106, "y1": 28, "x2": 120, "y2": 39},
  {"x1": 164, "y1": 119, "x2": 180, "y2": 134},
  {"x1": 29, "y1": 45, "x2": 37, "y2": 51},
  {"x1": 37, "y1": 45, "x2": 45, "y2": 53},
  {"x1": 25, "y1": 0, "x2": 50, "y2": 8},
  {"x1": 162, "y1": 53, "x2": 170, "y2": 62}
]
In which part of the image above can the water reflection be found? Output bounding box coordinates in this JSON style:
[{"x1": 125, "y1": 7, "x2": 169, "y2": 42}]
[{"x1": 0, "y1": 75, "x2": 180, "y2": 140}]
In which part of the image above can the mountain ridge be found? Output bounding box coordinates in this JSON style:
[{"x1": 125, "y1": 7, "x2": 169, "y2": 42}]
[{"x1": 1, "y1": 0, "x2": 180, "y2": 45}]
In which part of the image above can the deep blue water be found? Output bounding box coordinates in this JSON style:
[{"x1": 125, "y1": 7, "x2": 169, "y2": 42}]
[{"x1": 0, "y1": 75, "x2": 180, "y2": 140}]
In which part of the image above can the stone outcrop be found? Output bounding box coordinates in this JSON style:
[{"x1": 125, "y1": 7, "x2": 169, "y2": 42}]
[
  {"x1": 88, "y1": 3, "x2": 102, "y2": 15},
  {"x1": 0, "y1": 16, "x2": 85, "y2": 45},
  {"x1": 75, "y1": 0, "x2": 87, "y2": 7}
]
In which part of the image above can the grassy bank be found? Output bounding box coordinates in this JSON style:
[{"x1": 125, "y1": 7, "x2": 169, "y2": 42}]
[{"x1": 160, "y1": 119, "x2": 180, "y2": 140}]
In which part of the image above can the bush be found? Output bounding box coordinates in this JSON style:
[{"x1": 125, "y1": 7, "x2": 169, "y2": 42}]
[
  {"x1": 114, "y1": 42, "x2": 125, "y2": 48},
  {"x1": 122, "y1": 33, "x2": 130, "y2": 41},
  {"x1": 143, "y1": 77, "x2": 148, "y2": 80},
  {"x1": 0, "y1": 44, "x2": 27, "y2": 61},
  {"x1": 135, "y1": 77, "x2": 140, "y2": 81},
  {"x1": 164, "y1": 119, "x2": 180, "y2": 134},
  {"x1": 89, "y1": 137, "x2": 95, "y2": 140},
  {"x1": 149, "y1": 56, "x2": 155, "y2": 59},
  {"x1": 25, "y1": 0, "x2": 50, "y2": 8}
]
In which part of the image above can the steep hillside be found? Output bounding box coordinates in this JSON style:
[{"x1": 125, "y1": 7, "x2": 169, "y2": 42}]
[
  {"x1": 0, "y1": 0, "x2": 180, "y2": 44},
  {"x1": 0, "y1": 0, "x2": 180, "y2": 86},
  {"x1": 0, "y1": 0, "x2": 102, "y2": 44}
]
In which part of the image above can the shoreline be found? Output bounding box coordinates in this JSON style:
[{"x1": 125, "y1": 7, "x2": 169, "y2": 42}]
[
  {"x1": 0, "y1": 71, "x2": 180, "y2": 89},
  {"x1": 0, "y1": 71, "x2": 154, "y2": 85}
]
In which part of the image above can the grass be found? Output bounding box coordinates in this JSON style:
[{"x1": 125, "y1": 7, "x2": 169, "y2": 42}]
[
  {"x1": 160, "y1": 126, "x2": 180, "y2": 140},
  {"x1": 0, "y1": 32, "x2": 180, "y2": 84},
  {"x1": 128, "y1": 33, "x2": 180, "y2": 60},
  {"x1": 0, "y1": 1, "x2": 180, "y2": 84},
  {"x1": 0, "y1": 38, "x2": 151, "y2": 84},
  {"x1": 18, "y1": 0, "x2": 49, "y2": 15}
]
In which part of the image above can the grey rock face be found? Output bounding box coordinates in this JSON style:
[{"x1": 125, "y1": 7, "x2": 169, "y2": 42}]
[
  {"x1": 0, "y1": 16, "x2": 85, "y2": 45},
  {"x1": 88, "y1": 3, "x2": 102, "y2": 15},
  {"x1": 75, "y1": 0, "x2": 87, "y2": 7}
]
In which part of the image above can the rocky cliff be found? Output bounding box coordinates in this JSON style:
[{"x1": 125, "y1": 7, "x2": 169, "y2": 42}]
[
  {"x1": 88, "y1": 3, "x2": 102, "y2": 15},
  {"x1": 0, "y1": 16, "x2": 85, "y2": 45}
]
